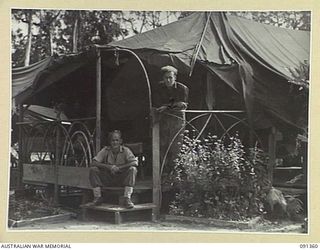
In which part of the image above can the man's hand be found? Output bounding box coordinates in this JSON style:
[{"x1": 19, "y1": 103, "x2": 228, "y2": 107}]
[
  {"x1": 172, "y1": 102, "x2": 187, "y2": 110},
  {"x1": 156, "y1": 105, "x2": 168, "y2": 112},
  {"x1": 110, "y1": 165, "x2": 120, "y2": 174}
]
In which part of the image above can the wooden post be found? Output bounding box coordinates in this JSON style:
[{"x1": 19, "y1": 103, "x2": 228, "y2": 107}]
[
  {"x1": 17, "y1": 104, "x2": 24, "y2": 189},
  {"x1": 114, "y1": 212, "x2": 122, "y2": 224},
  {"x1": 54, "y1": 123, "x2": 60, "y2": 205},
  {"x1": 152, "y1": 109, "x2": 160, "y2": 220},
  {"x1": 95, "y1": 48, "x2": 102, "y2": 153},
  {"x1": 268, "y1": 127, "x2": 277, "y2": 184}
]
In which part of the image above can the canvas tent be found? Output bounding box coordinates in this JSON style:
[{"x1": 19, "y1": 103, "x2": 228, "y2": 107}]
[{"x1": 12, "y1": 12, "x2": 310, "y2": 134}]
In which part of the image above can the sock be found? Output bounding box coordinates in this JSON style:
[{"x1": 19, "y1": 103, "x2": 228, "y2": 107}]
[
  {"x1": 124, "y1": 186, "x2": 133, "y2": 199},
  {"x1": 93, "y1": 187, "x2": 101, "y2": 198}
]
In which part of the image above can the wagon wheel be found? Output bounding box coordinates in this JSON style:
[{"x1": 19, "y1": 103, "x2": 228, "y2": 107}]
[{"x1": 62, "y1": 130, "x2": 93, "y2": 167}]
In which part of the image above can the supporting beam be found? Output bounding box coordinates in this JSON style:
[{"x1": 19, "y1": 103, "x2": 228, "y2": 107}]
[
  {"x1": 95, "y1": 48, "x2": 102, "y2": 153},
  {"x1": 268, "y1": 127, "x2": 277, "y2": 184},
  {"x1": 152, "y1": 109, "x2": 160, "y2": 220},
  {"x1": 17, "y1": 104, "x2": 25, "y2": 189},
  {"x1": 53, "y1": 123, "x2": 60, "y2": 205}
]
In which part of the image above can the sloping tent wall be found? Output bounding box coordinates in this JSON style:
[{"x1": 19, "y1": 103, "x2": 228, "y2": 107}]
[
  {"x1": 12, "y1": 12, "x2": 310, "y2": 133},
  {"x1": 108, "y1": 12, "x2": 310, "y2": 131},
  {"x1": 13, "y1": 52, "x2": 96, "y2": 107}
]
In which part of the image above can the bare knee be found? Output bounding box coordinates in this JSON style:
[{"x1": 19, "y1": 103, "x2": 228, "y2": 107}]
[{"x1": 129, "y1": 166, "x2": 138, "y2": 174}]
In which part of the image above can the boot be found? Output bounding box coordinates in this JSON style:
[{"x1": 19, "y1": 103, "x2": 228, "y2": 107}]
[
  {"x1": 124, "y1": 186, "x2": 134, "y2": 208},
  {"x1": 92, "y1": 187, "x2": 103, "y2": 206},
  {"x1": 124, "y1": 197, "x2": 134, "y2": 209}
]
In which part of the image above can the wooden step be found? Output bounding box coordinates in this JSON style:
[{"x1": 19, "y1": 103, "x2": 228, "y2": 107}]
[
  {"x1": 81, "y1": 203, "x2": 156, "y2": 224},
  {"x1": 101, "y1": 179, "x2": 152, "y2": 193},
  {"x1": 83, "y1": 202, "x2": 156, "y2": 212}
]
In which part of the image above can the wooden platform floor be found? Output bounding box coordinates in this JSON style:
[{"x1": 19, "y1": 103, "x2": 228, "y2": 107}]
[{"x1": 81, "y1": 202, "x2": 156, "y2": 224}]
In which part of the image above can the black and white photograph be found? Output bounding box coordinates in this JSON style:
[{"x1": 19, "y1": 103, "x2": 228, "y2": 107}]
[{"x1": 8, "y1": 9, "x2": 310, "y2": 235}]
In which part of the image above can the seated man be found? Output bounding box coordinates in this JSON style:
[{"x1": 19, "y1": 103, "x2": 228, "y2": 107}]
[
  {"x1": 153, "y1": 65, "x2": 189, "y2": 112},
  {"x1": 89, "y1": 130, "x2": 138, "y2": 208}
]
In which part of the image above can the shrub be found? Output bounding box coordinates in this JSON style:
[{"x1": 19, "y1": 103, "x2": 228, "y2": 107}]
[{"x1": 169, "y1": 132, "x2": 270, "y2": 221}]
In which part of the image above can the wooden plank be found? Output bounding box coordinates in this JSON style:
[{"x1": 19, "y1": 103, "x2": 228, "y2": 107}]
[
  {"x1": 152, "y1": 109, "x2": 161, "y2": 219},
  {"x1": 23, "y1": 164, "x2": 91, "y2": 189},
  {"x1": 274, "y1": 166, "x2": 302, "y2": 170},
  {"x1": 8, "y1": 212, "x2": 74, "y2": 228},
  {"x1": 183, "y1": 110, "x2": 245, "y2": 113},
  {"x1": 277, "y1": 187, "x2": 307, "y2": 195},
  {"x1": 83, "y1": 203, "x2": 156, "y2": 212},
  {"x1": 273, "y1": 182, "x2": 307, "y2": 189},
  {"x1": 23, "y1": 164, "x2": 152, "y2": 190}
]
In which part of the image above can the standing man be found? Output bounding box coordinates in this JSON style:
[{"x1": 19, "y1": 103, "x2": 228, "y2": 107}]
[
  {"x1": 153, "y1": 65, "x2": 189, "y2": 112},
  {"x1": 88, "y1": 130, "x2": 138, "y2": 208},
  {"x1": 152, "y1": 65, "x2": 189, "y2": 175}
]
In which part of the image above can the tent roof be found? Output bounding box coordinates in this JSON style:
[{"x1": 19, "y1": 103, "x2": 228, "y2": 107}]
[
  {"x1": 12, "y1": 12, "x2": 310, "y2": 130},
  {"x1": 109, "y1": 12, "x2": 309, "y2": 80},
  {"x1": 108, "y1": 12, "x2": 310, "y2": 130},
  {"x1": 12, "y1": 57, "x2": 52, "y2": 99},
  {"x1": 13, "y1": 52, "x2": 95, "y2": 105}
]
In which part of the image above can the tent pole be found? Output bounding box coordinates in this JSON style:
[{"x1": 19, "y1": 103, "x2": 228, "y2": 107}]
[
  {"x1": 95, "y1": 48, "x2": 102, "y2": 153},
  {"x1": 189, "y1": 12, "x2": 212, "y2": 77}
]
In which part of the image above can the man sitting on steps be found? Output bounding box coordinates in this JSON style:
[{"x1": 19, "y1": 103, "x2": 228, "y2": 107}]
[{"x1": 88, "y1": 130, "x2": 138, "y2": 208}]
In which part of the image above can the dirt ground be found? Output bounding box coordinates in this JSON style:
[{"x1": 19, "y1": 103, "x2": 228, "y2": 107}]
[
  {"x1": 8, "y1": 191, "x2": 306, "y2": 233},
  {"x1": 9, "y1": 215, "x2": 305, "y2": 233}
]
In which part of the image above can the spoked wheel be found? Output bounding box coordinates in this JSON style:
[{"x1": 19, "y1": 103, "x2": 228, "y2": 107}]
[{"x1": 62, "y1": 130, "x2": 93, "y2": 168}]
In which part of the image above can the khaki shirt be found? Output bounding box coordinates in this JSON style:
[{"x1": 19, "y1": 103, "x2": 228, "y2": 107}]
[{"x1": 93, "y1": 146, "x2": 138, "y2": 167}]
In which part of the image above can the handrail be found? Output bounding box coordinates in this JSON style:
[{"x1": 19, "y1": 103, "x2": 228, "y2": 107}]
[{"x1": 183, "y1": 110, "x2": 245, "y2": 113}]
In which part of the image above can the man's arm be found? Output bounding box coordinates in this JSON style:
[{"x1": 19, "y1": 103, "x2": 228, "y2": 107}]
[
  {"x1": 115, "y1": 147, "x2": 138, "y2": 172},
  {"x1": 172, "y1": 83, "x2": 189, "y2": 110},
  {"x1": 172, "y1": 101, "x2": 188, "y2": 110},
  {"x1": 91, "y1": 159, "x2": 114, "y2": 171},
  {"x1": 117, "y1": 160, "x2": 138, "y2": 171},
  {"x1": 91, "y1": 147, "x2": 112, "y2": 170},
  {"x1": 156, "y1": 104, "x2": 170, "y2": 112},
  {"x1": 91, "y1": 159, "x2": 136, "y2": 174}
]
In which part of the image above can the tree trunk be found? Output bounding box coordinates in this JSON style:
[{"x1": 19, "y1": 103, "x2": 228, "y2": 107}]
[
  {"x1": 72, "y1": 13, "x2": 79, "y2": 53},
  {"x1": 24, "y1": 10, "x2": 32, "y2": 66},
  {"x1": 49, "y1": 30, "x2": 53, "y2": 56}
]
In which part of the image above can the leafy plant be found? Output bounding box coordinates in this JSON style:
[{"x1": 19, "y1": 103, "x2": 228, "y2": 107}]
[{"x1": 169, "y1": 132, "x2": 270, "y2": 221}]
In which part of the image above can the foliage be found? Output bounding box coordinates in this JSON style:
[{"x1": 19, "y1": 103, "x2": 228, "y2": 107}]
[
  {"x1": 228, "y1": 11, "x2": 311, "y2": 31},
  {"x1": 11, "y1": 9, "x2": 125, "y2": 67},
  {"x1": 169, "y1": 132, "x2": 270, "y2": 221},
  {"x1": 116, "y1": 11, "x2": 180, "y2": 35}
]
